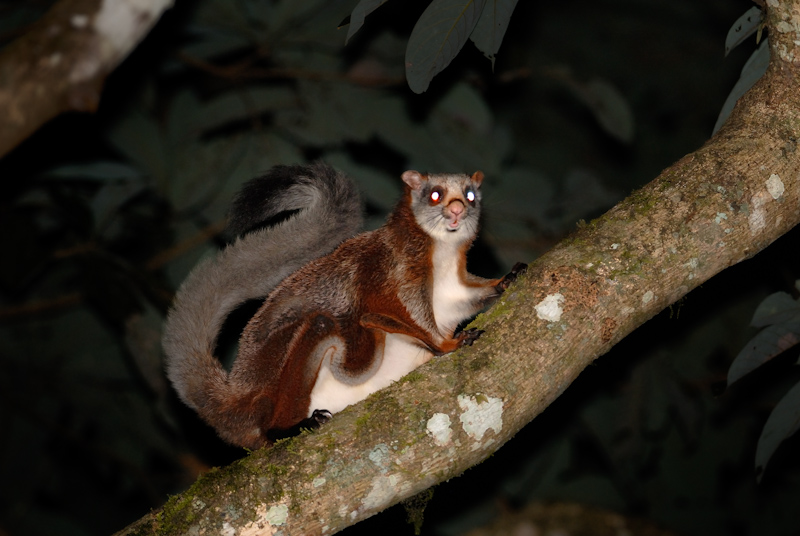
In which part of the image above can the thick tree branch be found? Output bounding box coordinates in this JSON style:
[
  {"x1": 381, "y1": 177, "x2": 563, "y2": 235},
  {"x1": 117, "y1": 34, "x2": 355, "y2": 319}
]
[
  {"x1": 115, "y1": 2, "x2": 800, "y2": 535},
  {"x1": 0, "y1": 0, "x2": 173, "y2": 158}
]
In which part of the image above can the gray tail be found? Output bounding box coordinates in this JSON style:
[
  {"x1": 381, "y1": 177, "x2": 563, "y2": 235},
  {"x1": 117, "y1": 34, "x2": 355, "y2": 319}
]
[{"x1": 162, "y1": 163, "x2": 362, "y2": 438}]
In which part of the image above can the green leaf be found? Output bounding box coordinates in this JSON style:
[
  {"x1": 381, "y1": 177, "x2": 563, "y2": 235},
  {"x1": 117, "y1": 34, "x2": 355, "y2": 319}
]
[
  {"x1": 275, "y1": 82, "x2": 381, "y2": 145},
  {"x1": 469, "y1": 0, "x2": 518, "y2": 62},
  {"x1": 750, "y1": 291, "x2": 800, "y2": 328},
  {"x1": 106, "y1": 106, "x2": 167, "y2": 183},
  {"x1": 405, "y1": 0, "x2": 487, "y2": 93},
  {"x1": 269, "y1": 0, "x2": 329, "y2": 32},
  {"x1": 181, "y1": 26, "x2": 252, "y2": 60},
  {"x1": 346, "y1": 0, "x2": 390, "y2": 44},
  {"x1": 724, "y1": 6, "x2": 762, "y2": 57},
  {"x1": 323, "y1": 151, "x2": 400, "y2": 212},
  {"x1": 575, "y1": 79, "x2": 635, "y2": 144},
  {"x1": 712, "y1": 38, "x2": 769, "y2": 135},
  {"x1": 167, "y1": 89, "x2": 203, "y2": 145},
  {"x1": 755, "y1": 381, "x2": 800, "y2": 482},
  {"x1": 44, "y1": 161, "x2": 142, "y2": 181},
  {"x1": 169, "y1": 136, "x2": 249, "y2": 213},
  {"x1": 428, "y1": 83, "x2": 503, "y2": 173},
  {"x1": 727, "y1": 291, "x2": 800, "y2": 385},
  {"x1": 196, "y1": 87, "x2": 298, "y2": 133},
  {"x1": 728, "y1": 321, "x2": 800, "y2": 385},
  {"x1": 91, "y1": 180, "x2": 148, "y2": 234}
]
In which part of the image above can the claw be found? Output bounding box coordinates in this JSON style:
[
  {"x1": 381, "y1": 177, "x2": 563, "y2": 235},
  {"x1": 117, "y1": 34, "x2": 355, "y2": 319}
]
[
  {"x1": 497, "y1": 262, "x2": 528, "y2": 291},
  {"x1": 311, "y1": 409, "x2": 332, "y2": 426},
  {"x1": 458, "y1": 327, "x2": 485, "y2": 347},
  {"x1": 510, "y1": 262, "x2": 528, "y2": 275}
]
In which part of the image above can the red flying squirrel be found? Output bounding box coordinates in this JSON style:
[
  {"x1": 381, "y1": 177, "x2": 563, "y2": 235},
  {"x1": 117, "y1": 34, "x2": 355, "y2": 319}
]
[{"x1": 163, "y1": 162, "x2": 526, "y2": 449}]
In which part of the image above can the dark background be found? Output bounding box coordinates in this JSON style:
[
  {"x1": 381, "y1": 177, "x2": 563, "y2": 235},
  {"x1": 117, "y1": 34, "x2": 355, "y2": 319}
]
[{"x1": 1, "y1": 0, "x2": 799, "y2": 535}]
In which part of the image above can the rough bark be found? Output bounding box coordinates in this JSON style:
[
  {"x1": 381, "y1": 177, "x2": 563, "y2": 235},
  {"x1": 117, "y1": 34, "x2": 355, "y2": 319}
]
[
  {"x1": 0, "y1": 0, "x2": 173, "y2": 157},
  {"x1": 111, "y1": 1, "x2": 800, "y2": 535}
]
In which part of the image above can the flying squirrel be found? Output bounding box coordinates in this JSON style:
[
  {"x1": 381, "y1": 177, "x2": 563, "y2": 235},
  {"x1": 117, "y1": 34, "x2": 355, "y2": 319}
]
[{"x1": 162, "y1": 162, "x2": 526, "y2": 449}]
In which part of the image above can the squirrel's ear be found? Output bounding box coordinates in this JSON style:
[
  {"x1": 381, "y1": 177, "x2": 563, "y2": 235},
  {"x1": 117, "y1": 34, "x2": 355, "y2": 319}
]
[
  {"x1": 471, "y1": 171, "x2": 484, "y2": 186},
  {"x1": 402, "y1": 170, "x2": 425, "y2": 190}
]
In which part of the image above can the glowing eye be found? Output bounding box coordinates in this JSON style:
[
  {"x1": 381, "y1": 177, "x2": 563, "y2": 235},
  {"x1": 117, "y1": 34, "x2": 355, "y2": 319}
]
[
  {"x1": 430, "y1": 189, "x2": 443, "y2": 203},
  {"x1": 466, "y1": 190, "x2": 476, "y2": 203}
]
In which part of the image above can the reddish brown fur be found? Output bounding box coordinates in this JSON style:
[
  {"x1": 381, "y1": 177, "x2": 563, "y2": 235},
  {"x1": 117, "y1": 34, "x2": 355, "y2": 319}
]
[{"x1": 181, "y1": 171, "x2": 523, "y2": 449}]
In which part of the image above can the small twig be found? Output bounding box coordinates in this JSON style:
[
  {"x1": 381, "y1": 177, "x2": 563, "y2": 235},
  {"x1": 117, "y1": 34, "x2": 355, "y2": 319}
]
[
  {"x1": 0, "y1": 292, "x2": 82, "y2": 321},
  {"x1": 52, "y1": 242, "x2": 97, "y2": 259},
  {"x1": 177, "y1": 51, "x2": 405, "y2": 87}
]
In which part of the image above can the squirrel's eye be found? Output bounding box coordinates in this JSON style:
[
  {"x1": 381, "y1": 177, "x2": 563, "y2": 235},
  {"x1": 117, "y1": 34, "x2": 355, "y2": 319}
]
[
  {"x1": 430, "y1": 188, "x2": 443, "y2": 203},
  {"x1": 466, "y1": 190, "x2": 476, "y2": 203}
]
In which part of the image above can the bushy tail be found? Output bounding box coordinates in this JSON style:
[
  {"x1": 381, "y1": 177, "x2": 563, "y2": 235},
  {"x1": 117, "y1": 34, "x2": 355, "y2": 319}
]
[{"x1": 162, "y1": 163, "x2": 362, "y2": 443}]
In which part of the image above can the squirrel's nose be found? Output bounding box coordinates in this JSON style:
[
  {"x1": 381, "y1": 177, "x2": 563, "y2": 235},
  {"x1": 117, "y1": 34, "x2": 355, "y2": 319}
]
[{"x1": 448, "y1": 201, "x2": 464, "y2": 215}]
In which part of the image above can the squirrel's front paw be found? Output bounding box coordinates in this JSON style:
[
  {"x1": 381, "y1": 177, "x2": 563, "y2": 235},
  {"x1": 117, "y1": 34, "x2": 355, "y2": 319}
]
[
  {"x1": 497, "y1": 262, "x2": 528, "y2": 292},
  {"x1": 310, "y1": 409, "x2": 333, "y2": 426},
  {"x1": 457, "y1": 327, "x2": 485, "y2": 347}
]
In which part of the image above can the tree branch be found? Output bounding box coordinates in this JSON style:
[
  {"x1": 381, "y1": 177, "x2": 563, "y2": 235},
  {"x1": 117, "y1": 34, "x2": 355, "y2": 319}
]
[
  {"x1": 0, "y1": 0, "x2": 173, "y2": 158},
  {"x1": 114, "y1": 2, "x2": 800, "y2": 535}
]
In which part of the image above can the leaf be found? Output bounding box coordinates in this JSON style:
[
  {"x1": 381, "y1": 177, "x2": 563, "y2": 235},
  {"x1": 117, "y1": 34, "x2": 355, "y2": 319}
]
[
  {"x1": 196, "y1": 87, "x2": 298, "y2": 133},
  {"x1": 274, "y1": 82, "x2": 378, "y2": 145},
  {"x1": 268, "y1": 0, "x2": 328, "y2": 33},
  {"x1": 373, "y1": 101, "x2": 444, "y2": 169},
  {"x1": 405, "y1": 0, "x2": 487, "y2": 94},
  {"x1": 755, "y1": 381, "x2": 800, "y2": 482},
  {"x1": 181, "y1": 25, "x2": 252, "y2": 61},
  {"x1": 469, "y1": 0, "x2": 519, "y2": 62},
  {"x1": 91, "y1": 180, "x2": 148, "y2": 234},
  {"x1": 167, "y1": 89, "x2": 203, "y2": 144},
  {"x1": 428, "y1": 83, "x2": 504, "y2": 173},
  {"x1": 751, "y1": 291, "x2": 800, "y2": 328},
  {"x1": 44, "y1": 161, "x2": 143, "y2": 181},
  {"x1": 554, "y1": 71, "x2": 635, "y2": 144},
  {"x1": 323, "y1": 151, "x2": 400, "y2": 212},
  {"x1": 727, "y1": 291, "x2": 800, "y2": 385},
  {"x1": 169, "y1": 136, "x2": 248, "y2": 213},
  {"x1": 579, "y1": 79, "x2": 635, "y2": 144},
  {"x1": 712, "y1": 38, "x2": 769, "y2": 135},
  {"x1": 346, "y1": 0, "x2": 390, "y2": 44},
  {"x1": 725, "y1": 6, "x2": 762, "y2": 57},
  {"x1": 106, "y1": 106, "x2": 168, "y2": 183},
  {"x1": 728, "y1": 321, "x2": 800, "y2": 385}
]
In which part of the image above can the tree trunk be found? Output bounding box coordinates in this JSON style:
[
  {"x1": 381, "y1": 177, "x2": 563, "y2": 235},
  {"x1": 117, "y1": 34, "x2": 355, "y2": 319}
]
[
  {"x1": 0, "y1": 0, "x2": 173, "y2": 157},
  {"x1": 112, "y1": 1, "x2": 800, "y2": 535}
]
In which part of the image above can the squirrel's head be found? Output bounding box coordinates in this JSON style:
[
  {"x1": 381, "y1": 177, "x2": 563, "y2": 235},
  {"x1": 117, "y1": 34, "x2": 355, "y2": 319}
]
[{"x1": 402, "y1": 170, "x2": 483, "y2": 243}]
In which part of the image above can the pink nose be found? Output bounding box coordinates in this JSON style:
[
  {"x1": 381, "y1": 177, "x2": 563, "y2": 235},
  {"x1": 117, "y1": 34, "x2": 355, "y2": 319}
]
[{"x1": 449, "y1": 201, "x2": 464, "y2": 216}]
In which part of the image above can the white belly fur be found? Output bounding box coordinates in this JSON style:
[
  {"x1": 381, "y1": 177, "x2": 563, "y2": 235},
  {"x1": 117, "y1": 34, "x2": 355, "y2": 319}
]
[
  {"x1": 307, "y1": 333, "x2": 433, "y2": 416},
  {"x1": 431, "y1": 244, "x2": 474, "y2": 335}
]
